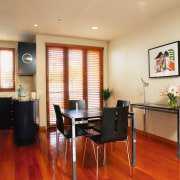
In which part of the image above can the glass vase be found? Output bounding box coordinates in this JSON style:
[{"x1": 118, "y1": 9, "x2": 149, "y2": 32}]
[{"x1": 168, "y1": 97, "x2": 177, "y2": 108}]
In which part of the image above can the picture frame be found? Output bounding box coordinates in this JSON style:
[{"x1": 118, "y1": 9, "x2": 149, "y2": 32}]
[{"x1": 148, "y1": 41, "x2": 180, "y2": 78}]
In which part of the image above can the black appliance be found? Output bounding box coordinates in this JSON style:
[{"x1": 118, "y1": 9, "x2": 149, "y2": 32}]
[{"x1": 18, "y1": 42, "x2": 36, "y2": 75}]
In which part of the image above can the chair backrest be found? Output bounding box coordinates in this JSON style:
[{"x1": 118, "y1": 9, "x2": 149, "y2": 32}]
[
  {"x1": 68, "y1": 100, "x2": 86, "y2": 110},
  {"x1": 101, "y1": 106, "x2": 129, "y2": 143},
  {"x1": 116, "y1": 100, "x2": 130, "y2": 108},
  {"x1": 53, "y1": 104, "x2": 64, "y2": 134},
  {"x1": 116, "y1": 106, "x2": 129, "y2": 138},
  {"x1": 116, "y1": 100, "x2": 129, "y2": 137}
]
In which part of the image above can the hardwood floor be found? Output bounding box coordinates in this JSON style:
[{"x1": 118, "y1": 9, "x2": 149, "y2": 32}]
[{"x1": 0, "y1": 128, "x2": 180, "y2": 180}]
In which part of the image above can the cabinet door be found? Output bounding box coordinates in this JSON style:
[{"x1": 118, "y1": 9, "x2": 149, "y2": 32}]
[{"x1": 0, "y1": 97, "x2": 12, "y2": 129}]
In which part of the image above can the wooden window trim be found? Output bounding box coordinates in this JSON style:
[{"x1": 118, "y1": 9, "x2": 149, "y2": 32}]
[
  {"x1": 46, "y1": 44, "x2": 103, "y2": 127},
  {"x1": 46, "y1": 46, "x2": 50, "y2": 127},
  {"x1": 0, "y1": 48, "x2": 15, "y2": 91},
  {"x1": 46, "y1": 43, "x2": 104, "y2": 51}
]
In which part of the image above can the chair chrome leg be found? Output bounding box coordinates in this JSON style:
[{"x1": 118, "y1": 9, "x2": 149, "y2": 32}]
[
  {"x1": 63, "y1": 138, "x2": 68, "y2": 174},
  {"x1": 127, "y1": 136, "x2": 129, "y2": 147},
  {"x1": 124, "y1": 141, "x2": 132, "y2": 177},
  {"x1": 92, "y1": 141, "x2": 97, "y2": 162},
  {"x1": 89, "y1": 140, "x2": 92, "y2": 158},
  {"x1": 103, "y1": 143, "x2": 106, "y2": 166},
  {"x1": 56, "y1": 129, "x2": 60, "y2": 156},
  {"x1": 96, "y1": 145, "x2": 99, "y2": 179},
  {"x1": 126, "y1": 136, "x2": 131, "y2": 161},
  {"x1": 82, "y1": 137, "x2": 88, "y2": 168}
]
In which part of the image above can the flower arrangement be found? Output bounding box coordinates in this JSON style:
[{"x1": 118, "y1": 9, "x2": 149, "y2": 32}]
[{"x1": 159, "y1": 85, "x2": 180, "y2": 108}]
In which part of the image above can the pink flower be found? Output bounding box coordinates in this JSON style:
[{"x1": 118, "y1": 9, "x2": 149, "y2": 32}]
[
  {"x1": 178, "y1": 86, "x2": 180, "y2": 92},
  {"x1": 159, "y1": 89, "x2": 163, "y2": 95},
  {"x1": 160, "y1": 85, "x2": 180, "y2": 97}
]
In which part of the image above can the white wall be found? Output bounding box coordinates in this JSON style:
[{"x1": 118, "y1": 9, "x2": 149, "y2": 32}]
[
  {"x1": 36, "y1": 35, "x2": 108, "y2": 127},
  {"x1": 109, "y1": 7, "x2": 180, "y2": 142}
]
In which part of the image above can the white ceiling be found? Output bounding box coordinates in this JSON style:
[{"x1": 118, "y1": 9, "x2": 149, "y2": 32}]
[{"x1": 0, "y1": 0, "x2": 180, "y2": 42}]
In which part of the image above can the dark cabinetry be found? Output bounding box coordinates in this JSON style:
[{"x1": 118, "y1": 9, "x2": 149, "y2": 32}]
[
  {"x1": 14, "y1": 100, "x2": 39, "y2": 145},
  {"x1": 0, "y1": 97, "x2": 13, "y2": 129}
]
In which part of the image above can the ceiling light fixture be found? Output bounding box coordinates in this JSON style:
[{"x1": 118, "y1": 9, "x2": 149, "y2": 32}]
[
  {"x1": 33, "y1": 24, "x2": 38, "y2": 27},
  {"x1": 138, "y1": 1, "x2": 147, "y2": 8},
  {"x1": 91, "y1": 26, "x2": 98, "y2": 30},
  {"x1": 58, "y1": 17, "x2": 63, "y2": 21}
]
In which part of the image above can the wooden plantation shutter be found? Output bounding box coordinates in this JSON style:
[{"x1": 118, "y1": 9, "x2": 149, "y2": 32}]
[
  {"x1": 68, "y1": 49, "x2": 83, "y2": 100},
  {"x1": 87, "y1": 50, "x2": 103, "y2": 108},
  {"x1": 0, "y1": 48, "x2": 15, "y2": 91},
  {"x1": 46, "y1": 44, "x2": 103, "y2": 127},
  {"x1": 46, "y1": 46, "x2": 65, "y2": 127}
]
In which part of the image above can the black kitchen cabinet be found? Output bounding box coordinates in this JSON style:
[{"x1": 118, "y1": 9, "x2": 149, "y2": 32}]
[
  {"x1": 0, "y1": 97, "x2": 13, "y2": 129},
  {"x1": 14, "y1": 99, "x2": 39, "y2": 145}
]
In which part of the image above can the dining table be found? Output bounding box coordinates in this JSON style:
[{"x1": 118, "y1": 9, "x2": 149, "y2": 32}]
[{"x1": 61, "y1": 108, "x2": 136, "y2": 180}]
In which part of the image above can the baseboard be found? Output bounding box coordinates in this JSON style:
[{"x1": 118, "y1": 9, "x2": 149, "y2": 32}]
[
  {"x1": 136, "y1": 129, "x2": 177, "y2": 146},
  {"x1": 135, "y1": 129, "x2": 145, "y2": 136}
]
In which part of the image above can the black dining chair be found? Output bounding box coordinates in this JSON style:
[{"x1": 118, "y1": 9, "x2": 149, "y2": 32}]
[
  {"x1": 53, "y1": 104, "x2": 91, "y2": 173},
  {"x1": 68, "y1": 100, "x2": 96, "y2": 130},
  {"x1": 69, "y1": 99, "x2": 86, "y2": 110},
  {"x1": 116, "y1": 100, "x2": 130, "y2": 140},
  {"x1": 114, "y1": 100, "x2": 130, "y2": 155},
  {"x1": 92, "y1": 100, "x2": 130, "y2": 134},
  {"x1": 116, "y1": 100, "x2": 130, "y2": 108},
  {"x1": 82, "y1": 107, "x2": 132, "y2": 178}
]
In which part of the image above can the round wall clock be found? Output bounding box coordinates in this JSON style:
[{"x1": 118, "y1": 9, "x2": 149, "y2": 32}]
[{"x1": 22, "y1": 53, "x2": 33, "y2": 64}]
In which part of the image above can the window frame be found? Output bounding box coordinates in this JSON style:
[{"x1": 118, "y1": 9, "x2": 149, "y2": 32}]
[
  {"x1": 46, "y1": 43, "x2": 103, "y2": 127},
  {"x1": 0, "y1": 48, "x2": 15, "y2": 92}
]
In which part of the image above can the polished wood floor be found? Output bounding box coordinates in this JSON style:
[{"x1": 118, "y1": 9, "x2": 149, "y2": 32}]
[{"x1": 0, "y1": 128, "x2": 180, "y2": 180}]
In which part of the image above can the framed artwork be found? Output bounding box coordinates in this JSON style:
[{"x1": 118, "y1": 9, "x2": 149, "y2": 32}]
[{"x1": 148, "y1": 41, "x2": 180, "y2": 78}]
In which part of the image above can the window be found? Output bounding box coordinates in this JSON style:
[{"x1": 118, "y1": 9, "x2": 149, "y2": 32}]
[
  {"x1": 0, "y1": 48, "x2": 15, "y2": 91},
  {"x1": 68, "y1": 49, "x2": 83, "y2": 100},
  {"x1": 46, "y1": 44, "x2": 103, "y2": 127}
]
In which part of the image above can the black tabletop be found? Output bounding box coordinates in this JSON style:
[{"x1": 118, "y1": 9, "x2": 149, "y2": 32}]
[
  {"x1": 61, "y1": 108, "x2": 103, "y2": 120},
  {"x1": 131, "y1": 103, "x2": 180, "y2": 111}
]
